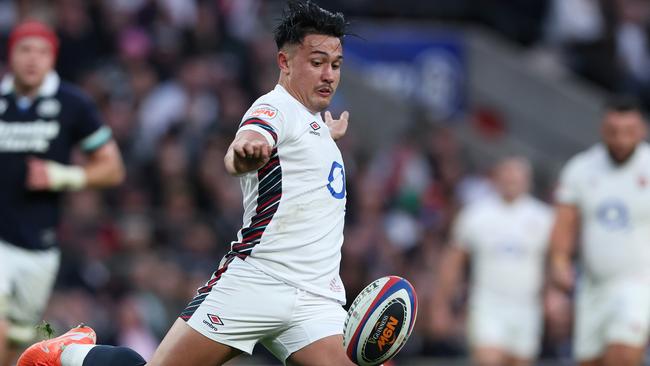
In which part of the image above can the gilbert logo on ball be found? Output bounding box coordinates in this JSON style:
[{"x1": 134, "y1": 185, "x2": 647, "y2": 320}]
[{"x1": 343, "y1": 276, "x2": 418, "y2": 366}]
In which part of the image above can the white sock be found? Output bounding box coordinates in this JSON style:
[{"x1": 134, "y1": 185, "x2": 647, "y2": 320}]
[{"x1": 60, "y1": 344, "x2": 96, "y2": 366}]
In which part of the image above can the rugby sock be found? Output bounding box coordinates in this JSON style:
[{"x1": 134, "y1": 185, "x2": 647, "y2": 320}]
[
  {"x1": 81, "y1": 345, "x2": 146, "y2": 366},
  {"x1": 61, "y1": 345, "x2": 146, "y2": 366}
]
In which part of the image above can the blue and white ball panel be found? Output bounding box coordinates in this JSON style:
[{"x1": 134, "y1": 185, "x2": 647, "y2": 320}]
[{"x1": 343, "y1": 276, "x2": 418, "y2": 366}]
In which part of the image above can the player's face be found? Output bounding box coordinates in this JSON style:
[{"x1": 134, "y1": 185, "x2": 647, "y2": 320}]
[
  {"x1": 494, "y1": 159, "x2": 530, "y2": 201},
  {"x1": 284, "y1": 34, "x2": 343, "y2": 112},
  {"x1": 602, "y1": 111, "x2": 647, "y2": 164},
  {"x1": 10, "y1": 36, "x2": 55, "y2": 92}
]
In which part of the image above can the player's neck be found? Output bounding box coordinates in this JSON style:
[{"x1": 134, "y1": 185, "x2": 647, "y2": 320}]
[
  {"x1": 500, "y1": 193, "x2": 523, "y2": 204},
  {"x1": 13, "y1": 79, "x2": 39, "y2": 99},
  {"x1": 606, "y1": 146, "x2": 637, "y2": 166},
  {"x1": 278, "y1": 77, "x2": 317, "y2": 114}
]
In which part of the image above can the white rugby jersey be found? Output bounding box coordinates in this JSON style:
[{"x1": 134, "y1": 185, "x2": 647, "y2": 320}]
[
  {"x1": 231, "y1": 84, "x2": 347, "y2": 303},
  {"x1": 556, "y1": 142, "x2": 650, "y2": 281},
  {"x1": 453, "y1": 195, "x2": 553, "y2": 301}
]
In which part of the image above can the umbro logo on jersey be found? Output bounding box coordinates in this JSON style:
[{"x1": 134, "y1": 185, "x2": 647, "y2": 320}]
[{"x1": 309, "y1": 121, "x2": 321, "y2": 136}]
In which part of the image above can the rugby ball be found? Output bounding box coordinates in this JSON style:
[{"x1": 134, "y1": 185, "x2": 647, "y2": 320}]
[{"x1": 343, "y1": 276, "x2": 418, "y2": 366}]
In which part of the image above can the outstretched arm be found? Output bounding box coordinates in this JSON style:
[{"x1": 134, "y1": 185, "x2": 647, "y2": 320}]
[{"x1": 224, "y1": 130, "x2": 273, "y2": 176}]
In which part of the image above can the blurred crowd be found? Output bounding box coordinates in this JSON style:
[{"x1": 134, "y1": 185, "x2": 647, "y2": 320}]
[
  {"x1": 323, "y1": 0, "x2": 650, "y2": 111},
  {"x1": 0, "y1": 0, "x2": 628, "y2": 363}
]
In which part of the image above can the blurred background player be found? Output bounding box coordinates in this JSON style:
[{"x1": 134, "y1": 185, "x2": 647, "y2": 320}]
[
  {"x1": 433, "y1": 156, "x2": 553, "y2": 366},
  {"x1": 550, "y1": 97, "x2": 650, "y2": 366},
  {"x1": 17, "y1": 1, "x2": 353, "y2": 365},
  {"x1": 0, "y1": 20, "x2": 124, "y2": 366},
  {"x1": 4, "y1": 0, "x2": 650, "y2": 365}
]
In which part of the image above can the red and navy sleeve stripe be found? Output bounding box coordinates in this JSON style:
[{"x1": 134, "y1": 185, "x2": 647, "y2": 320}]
[{"x1": 240, "y1": 118, "x2": 278, "y2": 144}]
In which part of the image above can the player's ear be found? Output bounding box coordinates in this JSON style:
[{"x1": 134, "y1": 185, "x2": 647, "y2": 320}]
[
  {"x1": 600, "y1": 115, "x2": 610, "y2": 140},
  {"x1": 277, "y1": 50, "x2": 291, "y2": 75}
]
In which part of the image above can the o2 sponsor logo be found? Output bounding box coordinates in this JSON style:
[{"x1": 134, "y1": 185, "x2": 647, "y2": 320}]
[
  {"x1": 327, "y1": 161, "x2": 346, "y2": 199},
  {"x1": 596, "y1": 199, "x2": 629, "y2": 230}
]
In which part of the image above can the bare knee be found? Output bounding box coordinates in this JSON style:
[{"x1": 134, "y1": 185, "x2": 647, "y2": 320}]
[
  {"x1": 579, "y1": 360, "x2": 602, "y2": 366},
  {"x1": 603, "y1": 344, "x2": 645, "y2": 366},
  {"x1": 473, "y1": 347, "x2": 508, "y2": 366},
  {"x1": 508, "y1": 356, "x2": 533, "y2": 366}
]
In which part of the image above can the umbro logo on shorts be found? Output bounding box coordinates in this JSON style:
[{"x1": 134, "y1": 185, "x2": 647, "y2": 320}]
[
  {"x1": 203, "y1": 314, "x2": 224, "y2": 332},
  {"x1": 208, "y1": 314, "x2": 224, "y2": 326}
]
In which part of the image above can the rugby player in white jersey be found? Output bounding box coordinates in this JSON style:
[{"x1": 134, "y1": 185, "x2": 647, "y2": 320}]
[
  {"x1": 433, "y1": 157, "x2": 553, "y2": 366},
  {"x1": 17, "y1": 1, "x2": 355, "y2": 366},
  {"x1": 550, "y1": 97, "x2": 650, "y2": 366}
]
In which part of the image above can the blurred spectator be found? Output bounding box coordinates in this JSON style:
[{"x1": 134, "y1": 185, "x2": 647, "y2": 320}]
[
  {"x1": 135, "y1": 56, "x2": 218, "y2": 162},
  {"x1": 1, "y1": 1, "x2": 636, "y2": 364}
]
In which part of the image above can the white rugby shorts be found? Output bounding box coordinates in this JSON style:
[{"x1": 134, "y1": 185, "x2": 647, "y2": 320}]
[
  {"x1": 182, "y1": 256, "x2": 346, "y2": 363},
  {"x1": 574, "y1": 276, "x2": 650, "y2": 361},
  {"x1": 467, "y1": 293, "x2": 542, "y2": 359},
  {"x1": 0, "y1": 240, "x2": 60, "y2": 344}
]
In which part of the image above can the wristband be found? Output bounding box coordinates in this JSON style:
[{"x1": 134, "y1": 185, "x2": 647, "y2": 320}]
[{"x1": 45, "y1": 160, "x2": 87, "y2": 191}]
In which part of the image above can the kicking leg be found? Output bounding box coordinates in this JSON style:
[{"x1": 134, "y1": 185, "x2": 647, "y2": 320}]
[{"x1": 148, "y1": 318, "x2": 242, "y2": 366}]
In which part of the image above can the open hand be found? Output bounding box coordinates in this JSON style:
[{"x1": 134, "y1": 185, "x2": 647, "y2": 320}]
[{"x1": 324, "y1": 111, "x2": 349, "y2": 141}]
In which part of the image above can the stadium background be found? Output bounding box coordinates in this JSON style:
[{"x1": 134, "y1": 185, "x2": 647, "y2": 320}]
[{"x1": 0, "y1": 0, "x2": 647, "y2": 364}]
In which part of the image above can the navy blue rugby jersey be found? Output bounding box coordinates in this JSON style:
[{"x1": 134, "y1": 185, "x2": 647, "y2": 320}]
[{"x1": 0, "y1": 72, "x2": 111, "y2": 250}]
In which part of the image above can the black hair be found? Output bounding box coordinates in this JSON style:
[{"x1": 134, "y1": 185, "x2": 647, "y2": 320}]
[
  {"x1": 274, "y1": 0, "x2": 347, "y2": 50},
  {"x1": 605, "y1": 95, "x2": 642, "y2": 113}
]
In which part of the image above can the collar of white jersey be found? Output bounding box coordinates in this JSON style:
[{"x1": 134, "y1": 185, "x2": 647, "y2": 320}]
[
  {"x1": 274, "y1": 84, "x2": 320, "y2": 116},
  {"x1": 498, "y1": 193, "x2": 531, "y2": 208},
  {"x1": 0, "y1": 71, "x2": 60, "y2": 97},
  {"x1": 598, "y1": 142, "x2": 650, "y2": 168}
]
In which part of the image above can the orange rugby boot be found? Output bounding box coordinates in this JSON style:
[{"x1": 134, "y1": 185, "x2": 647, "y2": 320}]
[{"x1": 17, "y1": 324, "x2": 96, "y2": 366}]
